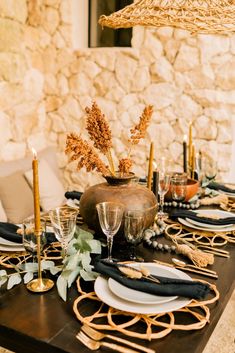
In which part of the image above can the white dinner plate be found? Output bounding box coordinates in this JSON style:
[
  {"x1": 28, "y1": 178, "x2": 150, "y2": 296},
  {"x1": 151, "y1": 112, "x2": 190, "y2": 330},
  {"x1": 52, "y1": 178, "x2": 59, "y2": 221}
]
[
  {"x1": 94, "y1": 264, "x2": 192, "y2": 315},
  {"x1": 108, "y1": 263, "x2": 179, "y2": 305},
  {"x1": 0, "y1": 236, "x2": 23, "y2": 247},
  {"x1": 219, "y1": 191, "x2": 235, "y2": 199},
  {"x1": 0, "y1": 244, "x2": 25, "y2": 252},
  {"x1": 179, "y1": 209, "x2": 235, "y2": 232},
  {"x1": 185, "y1": 218, "x2": 233, "y2": 230}
]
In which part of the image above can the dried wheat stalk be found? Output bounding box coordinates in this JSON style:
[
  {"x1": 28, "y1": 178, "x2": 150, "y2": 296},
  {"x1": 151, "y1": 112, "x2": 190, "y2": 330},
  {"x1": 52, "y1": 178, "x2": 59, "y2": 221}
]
[
  {"x1": 118, "y1": 105, "x2": 153, "y2": 175},
  {"x1": 85, "y1": 102, "x2": 115, "y2": 175},
  {"x1": 65, "y1": 133, "x2": 110, "y2": 175}
]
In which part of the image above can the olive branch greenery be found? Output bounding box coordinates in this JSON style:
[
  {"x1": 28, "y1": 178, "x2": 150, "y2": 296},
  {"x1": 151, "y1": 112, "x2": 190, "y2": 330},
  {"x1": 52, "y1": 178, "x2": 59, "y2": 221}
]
[{"x1": 0, "y1": 227, "x2": 102, "y2": 301}]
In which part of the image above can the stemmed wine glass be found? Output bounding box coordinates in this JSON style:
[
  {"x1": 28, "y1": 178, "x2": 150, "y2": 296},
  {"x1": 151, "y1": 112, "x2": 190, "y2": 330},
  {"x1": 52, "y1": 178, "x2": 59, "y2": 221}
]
[
  {"x1": 96, "y1": 202, "x2": 124, "y2": 262},
  {"x1": 22, "y1": 218, "x2": 46, "y2": 263},
  {"x1": 49, "y1": 206, "x2": 78, "y2": 256},
  {"x1": 124, "y1": 210, "x2": 145, "y2": 262},
  {"x1": 158, "y1": 172, "x2": 171, "y2": 219},
  {"x1": 204, "y1": 158, "x2": 217, "y2": 182}
]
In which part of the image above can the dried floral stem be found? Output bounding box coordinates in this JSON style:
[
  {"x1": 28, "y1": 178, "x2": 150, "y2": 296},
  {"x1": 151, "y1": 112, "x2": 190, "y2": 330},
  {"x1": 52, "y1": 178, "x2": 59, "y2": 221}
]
[
  {"x1": 65, "y1": 133, "x2": 109, "y2": 175},
  {"x1": 118, "y1": 105, "x2": 154, "y2": 175},
  {"x1": 106, "y1": 150, "x2": 115, "y2": 176}
]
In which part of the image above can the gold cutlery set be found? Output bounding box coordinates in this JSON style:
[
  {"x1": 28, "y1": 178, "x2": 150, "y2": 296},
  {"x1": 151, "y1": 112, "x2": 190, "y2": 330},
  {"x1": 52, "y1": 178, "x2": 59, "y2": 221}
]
[
  {"x1": 154, "y1": 259, "x2": 218, "y2": 279},
  {"x1": 76, "y1": 324, "x2": 155, "y2": 353}
]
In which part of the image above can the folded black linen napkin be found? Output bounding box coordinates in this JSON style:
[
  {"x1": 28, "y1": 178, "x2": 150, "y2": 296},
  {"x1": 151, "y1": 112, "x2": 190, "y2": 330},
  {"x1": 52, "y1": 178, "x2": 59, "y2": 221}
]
[
  {"x1": 65, "y1": 191, "x2": 83, "y2": 201},
  {"x1": 208, "y1": 181, "x2": 235, "y2": 194},
  {"x1": 0, "y1": 222, "x2": 21, "y2": 243},
  {"x1": 94, "y1": 260, "x2": 210, "y2": 300},
  {"x1": 171, "y1": 209, "x2": 235, "y2": 225},
  {"x1": 0, "y1": 222, "x2": 57, "y2": 244}
]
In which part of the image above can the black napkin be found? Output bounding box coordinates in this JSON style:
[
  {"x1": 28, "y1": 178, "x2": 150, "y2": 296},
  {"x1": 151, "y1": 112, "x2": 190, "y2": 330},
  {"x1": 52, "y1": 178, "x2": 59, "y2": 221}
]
[
  {"x1": 94, "y1": 260, "x2": 210, "y2": 300},
  {"x1": 65, "y1": 191, "x2": 83, "y2": 201},
  {"x1": 208, "y1": 181, "x2": 235, "y2": 194},
  {"x1": 0, "y1": 222, "x2": 57, "y2": 244},
  {"x1": 171, "y1": 209, "x2": 235, "y2": 225},
  {"x1": 0, "y1": 222, "x2": 21, "y2": 243}
]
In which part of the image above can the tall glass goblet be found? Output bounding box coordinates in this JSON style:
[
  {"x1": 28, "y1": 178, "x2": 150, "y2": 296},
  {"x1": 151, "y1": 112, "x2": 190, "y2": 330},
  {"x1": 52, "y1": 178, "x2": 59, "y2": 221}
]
[
  {"x1": 22, "y1": 218, "x2": 46, "y2": 263},
  {"x1": 158, "y1": 172, "x2": 171, "y2": 219},
  {"x1": 49, "y1": 206, "x2": 78, "y2": 256},
  {"x1": 96, "y1": 202, "x2": 124, "y2": 262},
  {"x1": 124, "y1": 210, "x2": 145, "y2": 262},
  {"x1": 204, "y1": 158, "x2": 217, "y2": 182}
]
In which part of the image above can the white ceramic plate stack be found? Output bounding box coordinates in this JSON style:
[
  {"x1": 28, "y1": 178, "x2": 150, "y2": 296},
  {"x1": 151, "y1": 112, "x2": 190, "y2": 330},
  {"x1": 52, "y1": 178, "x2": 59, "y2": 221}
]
[
  {"x1": 178, "y1": 209, "x2": 235, "y2": 232},
  {"x1": 94, "y1": 263, "x2": 192, "y2": 315},
  {"x1": 0, "y1": 236, "x2": 25, "y2": 252}
]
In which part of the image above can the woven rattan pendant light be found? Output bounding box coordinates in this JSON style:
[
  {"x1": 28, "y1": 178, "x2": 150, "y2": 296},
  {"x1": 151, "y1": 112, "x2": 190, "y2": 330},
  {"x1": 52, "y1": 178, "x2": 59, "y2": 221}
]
[{"x1": 99, "y1": 0, "x2": 235, "y2": 35}]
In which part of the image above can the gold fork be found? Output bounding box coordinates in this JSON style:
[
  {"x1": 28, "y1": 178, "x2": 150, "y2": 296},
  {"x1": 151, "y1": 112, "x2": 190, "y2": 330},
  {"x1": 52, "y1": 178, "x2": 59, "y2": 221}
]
[
  {"x1": 76, "y1": 330, "x2": 142, "y2": 353},
  {"x1": 81, "y1": 324, "x2": 155, "y2": 353}
]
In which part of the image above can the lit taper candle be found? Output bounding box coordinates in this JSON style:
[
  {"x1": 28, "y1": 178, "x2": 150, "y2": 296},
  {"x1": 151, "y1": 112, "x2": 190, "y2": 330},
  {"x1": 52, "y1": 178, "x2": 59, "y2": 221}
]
[{"x1": 32, "y1": 148, "x2": 41, "y2": 235}]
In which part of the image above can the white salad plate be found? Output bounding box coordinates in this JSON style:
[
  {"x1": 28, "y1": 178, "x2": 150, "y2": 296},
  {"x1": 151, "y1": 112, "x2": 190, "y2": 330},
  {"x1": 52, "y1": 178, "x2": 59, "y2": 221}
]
[
  {"x1": 179, "y1": 209, "x2": 235, "y2": 232},
  {"x1": 108, "y1": 263, "x2": 179, "y2": 305},
  {"x1": 94, "y1": 264, "x2": 192, "y2": 315},
  {"x1": 185, "y1": 218, "x2": 233, "y2": 230}
]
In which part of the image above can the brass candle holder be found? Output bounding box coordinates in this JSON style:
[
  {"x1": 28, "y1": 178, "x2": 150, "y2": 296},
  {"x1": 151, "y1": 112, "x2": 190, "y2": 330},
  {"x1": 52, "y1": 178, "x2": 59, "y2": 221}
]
[{"x1": 26, "y1": 229, "x2": 54, "y2": 293}]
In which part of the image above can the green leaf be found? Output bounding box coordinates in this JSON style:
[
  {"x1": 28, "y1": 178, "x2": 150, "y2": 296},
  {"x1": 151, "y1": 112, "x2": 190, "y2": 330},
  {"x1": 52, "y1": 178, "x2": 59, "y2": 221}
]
[
  {"x1": 67, "y1": 267, "x2": 81, "y2": 288},
  {"x1": 24, "y1": 262, "x2": 38, "y2": 272},
  {"x1": 66, "y1": 254, "x2": 80, "y2": 271},
  {"x1": 7, "y1": 273, "x2": 22, "y2": 290},
  {"x1": 41, "y1": 260, "x2": 56, "y2": 270},
  {"x1": 61, "y1": 269, "x2": 72, "y2": 280},
  {"x1": 86, "y1": 239, "x2": 102, "y2": 254},
  {"x1": 80, "y1": 252, "x2": 92, "y2": 271},
  {"x1": 49, "y1": 266, "x2": 61, "y2": 276},
  {"x1": 56, "y1": 275, "x2": 68, "y2": 301},
  {"x1": 80, "y1": 269, "x2": 97, "y2": 281},
  {"x1": 0, "y1": 275, "x2": 8, "y2": 286},
  {"x1": 23, "y1": 272, "x2": 34, "y2": 284},
  {"x1": 0, "y1": 270, "x2": 7, "y2": 277}
]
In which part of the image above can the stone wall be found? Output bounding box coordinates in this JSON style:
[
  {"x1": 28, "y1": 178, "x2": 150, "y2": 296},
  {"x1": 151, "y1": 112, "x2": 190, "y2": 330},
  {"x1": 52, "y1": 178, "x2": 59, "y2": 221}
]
[{"x1": 0, "y1": 0, "x2": 234, "y2": 191}]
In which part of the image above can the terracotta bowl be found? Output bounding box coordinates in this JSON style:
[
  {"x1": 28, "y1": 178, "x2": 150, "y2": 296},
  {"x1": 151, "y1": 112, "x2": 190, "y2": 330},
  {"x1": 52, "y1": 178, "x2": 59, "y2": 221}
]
[{"x1": 165, "y1": 178, "x2": 199, "y2": 202}]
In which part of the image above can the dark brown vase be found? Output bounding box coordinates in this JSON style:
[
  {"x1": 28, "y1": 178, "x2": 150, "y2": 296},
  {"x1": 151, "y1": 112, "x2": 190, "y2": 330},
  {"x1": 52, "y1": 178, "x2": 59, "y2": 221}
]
[{"x1": 79, "y1": 174, "x2": 158, "y2": 237}]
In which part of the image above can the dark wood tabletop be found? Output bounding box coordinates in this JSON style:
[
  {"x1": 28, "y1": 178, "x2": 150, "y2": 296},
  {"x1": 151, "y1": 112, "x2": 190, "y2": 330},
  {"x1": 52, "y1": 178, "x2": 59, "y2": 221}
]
[{"x1": 1, "y1": 238, "x2": 235, "y2": 353}]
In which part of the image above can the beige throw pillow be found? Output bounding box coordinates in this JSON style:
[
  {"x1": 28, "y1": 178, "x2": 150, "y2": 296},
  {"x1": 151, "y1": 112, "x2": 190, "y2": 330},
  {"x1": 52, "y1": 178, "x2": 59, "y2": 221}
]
[
  {"x1": 0, "y1": 200, "x2": 7, "y2": 222},
  {"x1": 24, "y1": 158, "x2": 65, "y2": 212},
  {"x1": 0, "y1": 171, "x2": 34, "y2": 223}
]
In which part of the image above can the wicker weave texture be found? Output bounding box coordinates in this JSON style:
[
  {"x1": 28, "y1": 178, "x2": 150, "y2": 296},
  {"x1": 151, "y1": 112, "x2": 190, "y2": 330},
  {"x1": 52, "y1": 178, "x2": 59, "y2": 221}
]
[{"x1": 99, "y1": 0, "x2": 235, "y2": 35}]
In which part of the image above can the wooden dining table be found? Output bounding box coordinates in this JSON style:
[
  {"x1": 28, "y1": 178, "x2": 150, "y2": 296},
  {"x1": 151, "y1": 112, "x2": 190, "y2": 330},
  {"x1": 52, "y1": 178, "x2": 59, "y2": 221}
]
[{"x1": 0, "y1": 234, "x2": 235, "y2": 353}]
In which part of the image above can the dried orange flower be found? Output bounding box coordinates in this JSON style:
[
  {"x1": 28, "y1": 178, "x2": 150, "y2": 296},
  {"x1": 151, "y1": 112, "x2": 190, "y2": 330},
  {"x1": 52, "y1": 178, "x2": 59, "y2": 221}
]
[
  {"x1": 65, "y1": 133, "x2": 109, "y2": 175},
  {"x1": 129, "y1": 105, "x2": 153, "y2": 145},
  {"x1": 118, "y1": 158, "x2": 133, "y2": 175},
  {"x1": 85, "y1": 102, "x2": 113, "y2": 154}
]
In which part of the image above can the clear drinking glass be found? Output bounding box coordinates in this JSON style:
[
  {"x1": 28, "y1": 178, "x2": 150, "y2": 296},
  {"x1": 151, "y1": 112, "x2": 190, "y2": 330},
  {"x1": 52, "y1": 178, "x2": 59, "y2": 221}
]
[
  {"x1": 49, "y1": 206, "x2": 78, "y2": 256},
  {"x1": 204, "y1": 158, "x2": 217, "y2": 182},
  {"x1": 171, "y1": 173, "x2": 187, "y2": 202},
  {"x1": 124, "y1": 210, "x2": 145, "y2": 262},
  {"x1": 22, "y1": 218, "x2": 46, "y2": 262},
  {"x1": 96, "y1": 202, "x2": 124, "y2": 262},
  {"x1": 158, "y1": 172, "x2": 171, "y2": 219}
]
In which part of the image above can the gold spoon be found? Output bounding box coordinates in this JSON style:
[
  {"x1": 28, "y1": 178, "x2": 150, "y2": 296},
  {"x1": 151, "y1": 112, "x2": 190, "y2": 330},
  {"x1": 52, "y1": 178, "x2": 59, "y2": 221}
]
[{"x1": 172, "y1": 258, "x2": 217, "y2": 275}]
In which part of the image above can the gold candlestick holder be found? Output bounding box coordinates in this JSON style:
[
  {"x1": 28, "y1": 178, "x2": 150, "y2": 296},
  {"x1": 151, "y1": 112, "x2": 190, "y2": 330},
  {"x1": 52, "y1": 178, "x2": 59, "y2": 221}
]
[{"x1": 27, "y1": 230, "x2": 54, "y2": 293}]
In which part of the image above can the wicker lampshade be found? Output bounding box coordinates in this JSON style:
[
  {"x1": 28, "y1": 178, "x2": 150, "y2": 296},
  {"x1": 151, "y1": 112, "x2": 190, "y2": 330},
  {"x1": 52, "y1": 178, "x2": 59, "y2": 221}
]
[{"x1": 99, "y1": 0, "x2": 235, "y2": 35}]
